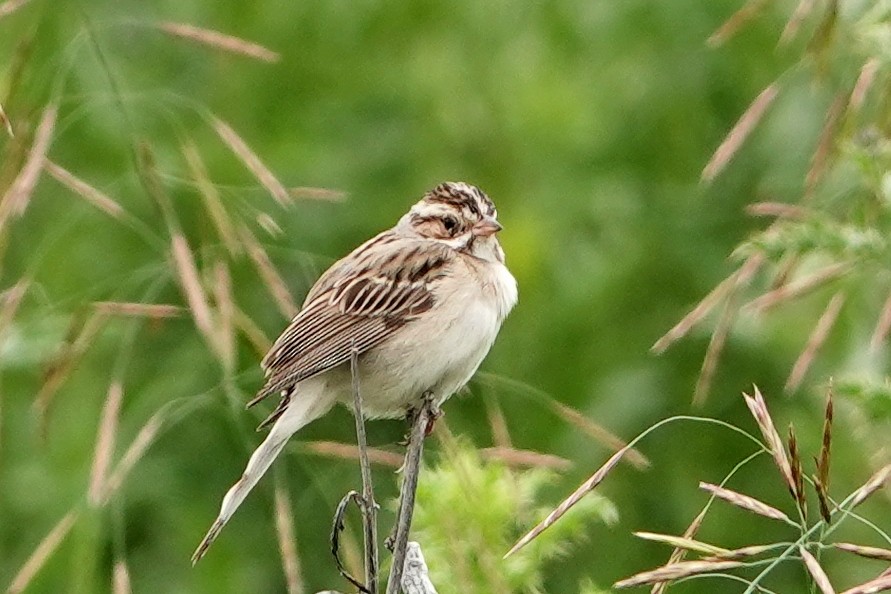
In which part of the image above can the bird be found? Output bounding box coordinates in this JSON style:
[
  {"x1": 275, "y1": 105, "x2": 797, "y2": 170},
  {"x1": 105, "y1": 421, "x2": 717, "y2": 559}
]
[{"x1": 191, "y1": 181, "x2": 517, "y2": 563}]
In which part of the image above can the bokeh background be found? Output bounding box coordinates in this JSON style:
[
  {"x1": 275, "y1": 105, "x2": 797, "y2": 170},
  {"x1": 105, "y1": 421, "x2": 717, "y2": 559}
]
[{"x1": 2, "y1": 1, "x2": 889, "y2": 593}]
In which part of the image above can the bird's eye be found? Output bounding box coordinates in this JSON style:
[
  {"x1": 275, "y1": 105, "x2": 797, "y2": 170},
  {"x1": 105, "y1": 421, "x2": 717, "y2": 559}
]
[{"x1": 442, "y1": 216, "x2": 458, "y2": 235}]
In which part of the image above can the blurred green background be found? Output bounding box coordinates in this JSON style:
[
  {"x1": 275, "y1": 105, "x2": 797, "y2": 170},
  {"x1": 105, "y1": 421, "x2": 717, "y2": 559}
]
[{"x1": 1, "y1": 1, "x2": 889, "y2": 593}]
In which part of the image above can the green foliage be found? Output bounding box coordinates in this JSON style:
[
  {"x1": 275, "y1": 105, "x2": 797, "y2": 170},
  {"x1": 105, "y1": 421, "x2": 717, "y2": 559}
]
[
  {"x1": 412, "y1": 438, "x2": 616, "y2": 594},
  {"x1": 0, "y1": 0, "x2": 889, "y2": 593}
]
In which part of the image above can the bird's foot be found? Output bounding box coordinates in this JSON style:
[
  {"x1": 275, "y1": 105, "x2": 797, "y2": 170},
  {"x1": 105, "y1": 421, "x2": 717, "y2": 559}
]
[{"x1": 403, "y1": 392, "x2": 441, "y2": 441}]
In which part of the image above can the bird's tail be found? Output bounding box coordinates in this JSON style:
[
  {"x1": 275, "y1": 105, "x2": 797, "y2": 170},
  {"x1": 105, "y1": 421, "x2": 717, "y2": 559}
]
[{"x1": 191, "y1": 387, "x2": 335, "y2": 564}]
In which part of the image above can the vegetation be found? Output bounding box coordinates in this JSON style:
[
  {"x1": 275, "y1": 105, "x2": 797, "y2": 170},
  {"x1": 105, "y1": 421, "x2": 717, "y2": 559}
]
[{"x1": 1, "y1": 1, "x2": 889, "y2": 593}]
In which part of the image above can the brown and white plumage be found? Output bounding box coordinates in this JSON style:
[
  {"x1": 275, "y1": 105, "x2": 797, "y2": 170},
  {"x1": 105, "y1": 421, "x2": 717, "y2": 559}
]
[{"x1": 192, "y1": 182, "x2": 517, "y2": 563}]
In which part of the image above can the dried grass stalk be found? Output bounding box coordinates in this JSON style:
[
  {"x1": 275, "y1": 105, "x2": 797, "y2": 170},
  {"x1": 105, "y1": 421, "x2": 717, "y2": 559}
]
[
  {"x1": 211, "y1": 117, "x2": 291, "y2": 207},
  {"x1": 181, "y1": 141, "x2": 240, "y2": 256},
  {"x1": 0, "y1": 103, "x2": 56, "y2": 230},
  {"x1": 505, "y1": 443, "x2": 632, "y2": 557},
  {"x1": 302, "y1": 440, "x2": 403, "y2": 468},
  {"x1": 289, "y1": 186, "x2": 348, "y2": 202},
  {"x1": 171, "y1": 232, "x2": 223, "y2": 358},
  {"x1": 693, "y1": 293, "x2": 736, "y2": 407},
  {"x1": 742, "y1": 387, "x2": 798, "y2": 501},
  {"x1": 707, "y1": 0, "x2": 770, "y2": 47},
  {"x1": 705, "y1": 544, "x2": 778, "y2": 560},
  {"x1": 869, "y1": 289, "x2": 891, "y2": 350},
  {"x1": 652, "y1": 253, "x2": 763, "y2": 353},
  {"x1": 35, "y1": 311, "x2": 108, "y2": 431},
  {"x1": 0, "y1": 279, "x2": 29, "y2": 337},
  {"x1": 818, "y1": 387, "x2": 833, "y2": 487},
  {"x1": 112, "y1": 560, "x2": 132, "y2": 594},
  {"x1": 88, "y1": 381, "x2": 124, "y2": 507},
  {"x1": 702, "y1": 84, "x2": 778, "y2": 182},
  {"x1": 485, "y1": 395, "x2": 512, "y2": 448},
  {"x1": 257, "y1": 212, "x2": 283, "y2": 237},
  {"x1": 44, "y1": 160, "x2": 124, "y2": 219},
  {"x1": 481, "y1": 447, "x2": 571, "y2": 471},
  {"x1": 158, "y1": 21, "x2": 280, "y2": 62},
  {"x1": 0, "y1": 0, "x2": 30, "y2": 20},
  {"x1": 745, "y1": 262, "x2": 850, "y2": 313},
  {"x1": 805, "y1": 94, "x2": 846, "y2": 199},
  {"x1": 699, "y1": 482, "x2": 793, "y2": 524},
  {"x1": 93, "y1": 301, "x2": 183, "y2": 318},
  {"x1": 233, "y1": 305, "x2": 272, "y2": 356},
  {"x1": 834, "y1": 543, "x2": 891, "y2": 562},
  {"x1": 239, "y1": 224, "x2": 298, "y2": 318},
  {"x1": 848, "y1": 463, "x2": 891, "y2": 510},
  {"x1": 273, "y1": 484, "x2": 305, "y2": 594},
  {"x1": 633, "y1": 532, "x2": 730, "y2": 557},
  {"x1": 849, "y1": 59, "x2": 880, "y2": 115},
  {"x1": 0, "y1": 101, "x2": 12, "y2": 136},
  {"x1": 651, "y1": 506, "x2": 710, "y2": 594},
  {"x1": 746, "y1": 202, "x2": 813, "y2": 220},
  {"x1": 800, "y1": 547, "x2": 836, "y2": 594},
  {"x1": 102, "y1": 414, "x2": 165, "y2": 503},
  {"x1": 787, "y1": 426, "x2": 807, "y2": 517},
  {"x1": 814, "y1": 475, "x2": 833, "y2": 523},
  {"x1": 615, "y1": 560, "x2": 744, "y2": 589},
  {"x1": 212, "y1": 259, "x2": 236, "y2": 371},
  {"x1": 7, "y1": 510, "x2": 79, "y2": 594},
  {"x1": 546, "y1": 399, "x2": 648, "y2": 468},
  {"x1": 839, "y1": 574, "x2": 891, "y2": 594},
  {"x1": 780, "y1": 0, "x2": 816, "y2": 45}
]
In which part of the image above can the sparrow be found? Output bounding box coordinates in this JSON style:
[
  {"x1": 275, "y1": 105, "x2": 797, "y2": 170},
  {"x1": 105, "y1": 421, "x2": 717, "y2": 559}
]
[{"x1": 193, "y1": 181, "x2": 517, "y2": 562}]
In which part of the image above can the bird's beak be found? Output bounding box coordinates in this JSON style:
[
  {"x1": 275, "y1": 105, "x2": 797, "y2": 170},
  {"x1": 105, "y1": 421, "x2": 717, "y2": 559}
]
[{"x1": 473, "y1": 216, "x2": 503, "y2": 237}]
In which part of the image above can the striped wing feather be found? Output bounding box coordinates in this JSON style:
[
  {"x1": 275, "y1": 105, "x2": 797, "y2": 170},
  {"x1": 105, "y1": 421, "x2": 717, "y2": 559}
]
[{"x1": 249, "y1": 234, "x2": 450, "y2": 407}]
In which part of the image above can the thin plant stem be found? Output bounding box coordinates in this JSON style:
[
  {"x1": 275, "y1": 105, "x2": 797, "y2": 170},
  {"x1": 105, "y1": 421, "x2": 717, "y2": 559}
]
[
  {"x1": 351, "y1": 347, "x2": 379, "y2": 594},
  {"x1": 386, "y1": 395, "x2": 435, "y2": 594}
]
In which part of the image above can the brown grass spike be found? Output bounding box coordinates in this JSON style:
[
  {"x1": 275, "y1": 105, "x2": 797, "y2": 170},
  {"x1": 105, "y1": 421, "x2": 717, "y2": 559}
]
[
  {"x1": 839, "y1": 574, "x2": 891, "y2": 594},
  {"x1": 88, "y1": 381, "x2": 124, "y2": 507},
  {"x1": 505, "y1": 443, "x2": 632, "y2": 557},
  {"x1": 546, "y1": 398, "x2": 648, "y2": 468},
  {"x1": 44, "y1": 160, "x2": 125, "y2": 219},
  {"x1": 0, "y1": 101, "x2": 12, "y2": 136},
  {"x1": 779, "y1": 0, "x2": 816, "y2": 45},
  {"x1": 211, "y1": 117, "x2": 291, "y2": 207},
  {"x1": 0, "y1": 0, "x2": 31, "y2": 20},
  {"x1": 707, "y1": 0, "x2": 770, "y2": 47},
  {"x1": 804, "y1": 94, "x2": 846, "y2": 200},
  {"x1": 849, "y1": 59, "x2": 880, "y2": 115},
  {"x1": 158, "y1": 21, "x2": 280, "y2": 63},
  {"x1": 786, "y1": 292, "x2": 846, "y2": 394},
  {"x1": 834, "y1": 543, "x2": 891, "y2": 562},
  {"x1": 273, "y1": 483, "x2": 305, "y2": 594},
  {"x1": 787, "y1": 426, "x2": 807, "y2": 518},
  {"x1": 112, "y1": 560, "x2": 132, "y2": 594},
  {"x1": 800, "y1": 547, "x2": 835, "y2": 594},
  {"x1": 650, "y1": 505, "x2": 710, "y2": 594},
  {"x1": 746, "y1": 262, "x2": 850, "y2": 314},
  {"x1": 480, "y1": 447, "x2": 572, "y2": 471},
  {"x1": 7, "y1": 510, "x2": 80, "y2": 594},
  {"x1": 93, "y1": 302, "x2": 183, "y2": 319},
  {"x1": 700, "y1": 482, "x2": 794, "y2": 524},
  {"x1": 694, "y1": 293, "x2": 737, "y2": 407},
  {"x1": 652, "y1": 253, "x2": 763, "y2": 353},
  {"x1": 615, "y1": 560, "x2": 745, "y2": 589},
  {"x1": 181, "y1": 141, "x2": 241, "y2": 256},
  {"x1": 702, "y1": 84, "x2": 778, "y2": 182},
  {"x1": 848, "y1": 463, "x2": 891, "y2": 510},
  {"x1": 0, "y1": 103, "x2": 56, "y2": 234},
  {"x1": 239, "y1": 224, "x2": 298, "y2": 318},
  {"x1": 743, "y1": 387, "x2": 798, "y2": 501},
  {"x1": 869, "y1": 289, "x2": 891, "y2": 350}
]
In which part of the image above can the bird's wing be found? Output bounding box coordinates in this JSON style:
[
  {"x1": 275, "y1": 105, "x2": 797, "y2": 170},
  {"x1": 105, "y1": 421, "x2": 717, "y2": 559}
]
[{"x1": 248, "y1": 234, "x2": 451, "y2": 407}]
